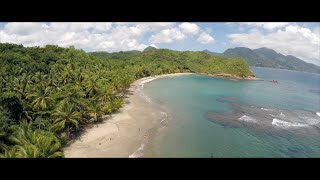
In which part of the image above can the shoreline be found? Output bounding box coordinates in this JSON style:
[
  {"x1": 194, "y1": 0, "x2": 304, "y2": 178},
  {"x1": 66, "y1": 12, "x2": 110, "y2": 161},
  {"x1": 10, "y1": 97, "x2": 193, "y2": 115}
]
[
  {"x1": 63, "y1": 73, "x2": 192, "y2": 157},
  {"x1": 63, "y1": 72, "x2": 255, "y2": 157}
]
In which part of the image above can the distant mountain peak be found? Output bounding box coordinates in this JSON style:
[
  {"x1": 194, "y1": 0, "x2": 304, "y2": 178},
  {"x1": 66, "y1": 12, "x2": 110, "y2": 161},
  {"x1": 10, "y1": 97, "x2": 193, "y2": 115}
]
[
  {"x1": 254, "y1": 47, "x2": 278, "y2": 54},
  {"x1": 143, "y1": 46, "x2": 157, "y2": 52}
]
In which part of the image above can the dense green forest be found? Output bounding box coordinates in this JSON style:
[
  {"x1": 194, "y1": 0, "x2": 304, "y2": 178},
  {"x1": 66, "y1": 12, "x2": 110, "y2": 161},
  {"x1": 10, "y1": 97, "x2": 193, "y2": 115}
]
[{"x1": 0, "y1": 43, "x2": 253, "y2": 158}]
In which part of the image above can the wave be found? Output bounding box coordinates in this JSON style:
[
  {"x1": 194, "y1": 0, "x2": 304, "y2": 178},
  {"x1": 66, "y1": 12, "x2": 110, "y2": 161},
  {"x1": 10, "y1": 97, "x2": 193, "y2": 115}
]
[
  {"x1": 272, "y1": 118, "x2": 309, "y2": 128},
  {"x1": 238, "y1": 115, "x2": 257, "y2": 123},
  {"x1": 139, "y1": 78, "x2": 156, "y2": 89},
  {"x1": 160, "y1": 112, "x2": 168, "y2": 123},
  {"x1": 317, "y1": 112, "x2": 320, "y2": 117},
  {"x1": 129, "y1": 143, "x2": 145, "y2": 158},
  {"x1": 137, "y1": 86, "x2": 152, "y2": 104}
]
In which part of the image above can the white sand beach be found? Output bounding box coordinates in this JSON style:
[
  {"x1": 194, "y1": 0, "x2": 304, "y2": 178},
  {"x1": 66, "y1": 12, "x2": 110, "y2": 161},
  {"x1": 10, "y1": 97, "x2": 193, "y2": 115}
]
[{"x1": 63, "y1": 73, "x2": 194, "y2": 157}]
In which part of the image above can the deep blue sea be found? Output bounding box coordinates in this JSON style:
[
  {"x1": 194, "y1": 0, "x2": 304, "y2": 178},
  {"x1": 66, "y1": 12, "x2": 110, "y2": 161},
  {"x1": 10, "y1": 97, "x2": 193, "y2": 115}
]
[{"x1": 143, "y1": 67, "x2": 320, "y2": 157}]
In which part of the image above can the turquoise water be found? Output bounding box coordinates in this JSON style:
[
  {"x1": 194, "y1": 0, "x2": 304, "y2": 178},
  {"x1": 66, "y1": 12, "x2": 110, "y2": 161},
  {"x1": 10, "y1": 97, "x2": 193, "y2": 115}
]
[{"x1": 143, "y1": 67, "x2": 320, "y2": 157}]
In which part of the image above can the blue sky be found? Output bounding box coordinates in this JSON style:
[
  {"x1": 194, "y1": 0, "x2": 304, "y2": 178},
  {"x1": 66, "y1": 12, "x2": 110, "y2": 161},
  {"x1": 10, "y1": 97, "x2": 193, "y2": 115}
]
[{"x1": 0, "y1": 22, "x2": 319, "y2": 65}]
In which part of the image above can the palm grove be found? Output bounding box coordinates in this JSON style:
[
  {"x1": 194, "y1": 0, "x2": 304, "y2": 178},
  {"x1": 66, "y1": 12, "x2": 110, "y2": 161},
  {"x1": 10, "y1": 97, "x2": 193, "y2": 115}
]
[{"x1": 0, "y1": 43, "x2": 253, "y2": 158}]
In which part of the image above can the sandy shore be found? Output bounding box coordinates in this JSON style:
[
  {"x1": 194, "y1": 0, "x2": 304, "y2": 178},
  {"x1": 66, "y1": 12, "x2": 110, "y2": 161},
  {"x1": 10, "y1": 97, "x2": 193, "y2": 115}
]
[
  {"x1": 63, "y1": 72, "x2": 256, "y2": 157},
  {"x1": 63, "y1": 73, "x2": 194, "y2": 158}
]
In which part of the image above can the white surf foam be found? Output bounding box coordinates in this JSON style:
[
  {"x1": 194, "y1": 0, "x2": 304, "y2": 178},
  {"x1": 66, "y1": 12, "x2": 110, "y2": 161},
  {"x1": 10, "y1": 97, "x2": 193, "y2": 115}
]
[
  {"x1": 160, "y1": 112, "x2": 168, "y2": 123},
  {"x1": 272, "y1": 118, "x2": 309, "y2": 128},
  {"x1": 137, "y1": 78, "x2": 157, "y2": 104},
  {"x1": 261, "y1": 108, "x2": 272, "y2": 111},
  {"x1": 316, "y1": 112, "x2": 320, "y2": 117},
  {"x1": 238, "y1": 115, "x2": 257, "y2": 123},
  {"x1": 129, "y1": 143, "x2": 145, "y2": 158},
  {"x1": 299, "y1": 116, "x2": 320, "y2": 125},
  {"x1": 269, "y1": 112, "x2": 285, "y2": 118},
  {"x1": 137, "y1": 86, "x2": 152, "y2": 104},
  {"x1": 139, "y1": 78, "x2": 156, "y2": 89}
]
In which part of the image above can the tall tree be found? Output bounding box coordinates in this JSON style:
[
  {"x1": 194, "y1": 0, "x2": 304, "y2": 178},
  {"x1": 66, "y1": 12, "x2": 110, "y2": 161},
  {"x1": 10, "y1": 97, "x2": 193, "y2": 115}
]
[
  {"x1": 85, "y1": 99, "x2": 104, "y2": 122},
  {"x1": 1, "y1": 120, "x2": 63, "y2": 158},
  {"x1": 51, "y1": 101, "x2": 82, "y2": 139},
  {"x1": 27, "y1": 86, "x2": 54, "y2": 111}
]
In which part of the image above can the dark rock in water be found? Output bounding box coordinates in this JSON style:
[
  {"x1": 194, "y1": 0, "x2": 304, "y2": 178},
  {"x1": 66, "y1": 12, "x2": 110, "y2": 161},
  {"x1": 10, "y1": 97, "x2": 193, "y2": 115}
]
[
  {"x1": 207, "y1": 104, "x2": 275, "y2": 130},
  {"x1": 270, "y1": 80, "x2": 278, "y2": 83},
  {"x1": 206, "y1": 97, "x2": 320, "y2": 135}
]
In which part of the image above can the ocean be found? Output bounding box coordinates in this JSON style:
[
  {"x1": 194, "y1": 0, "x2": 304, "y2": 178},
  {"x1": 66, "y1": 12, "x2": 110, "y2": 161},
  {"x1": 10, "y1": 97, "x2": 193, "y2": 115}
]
[{"x1": 142, "y1": 67, "x2": 320, "y2": 157}]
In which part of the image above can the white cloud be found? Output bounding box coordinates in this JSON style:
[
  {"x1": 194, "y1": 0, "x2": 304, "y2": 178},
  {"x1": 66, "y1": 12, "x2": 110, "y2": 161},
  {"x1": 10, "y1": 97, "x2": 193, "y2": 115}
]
[
  {"x1": 0, "y1": 22, "x2": 215, "y2": 52},
  {"x1": 227, "y1": 24, "x2": 320, "y2": 65},
  {"x1": 114, "y1": 22, "x2": 175, "y2": 32},
  {"x1": 241, "y1": 22, "x2": 289, "y2": 30},
  {"x1": 197, "y1": 32, "x2": 214, "y2": 44},
  {"x1": 149, "y1": 28, "x2": 186, "y2": 43},
  {"x1": 3, "y1": 23, "x2": 44, "y2": 35},
  {"x1": 148, "y1": 22, "x2": 213, "y2": 44},
  {"x1": 313, "y1": 27, "x2": 320, "y2": 35},
  {"x1": 0, "y1": 22, "x2": 150, "y2": 52},
  {"x1": 225, "y1": 22, "x2": 290, "y2": 31},
  {"x1": 49, "y1": 23, "x2": 112, "y2": 33},
  {"x1": 179, "y1": 22, "x2": 200, "y2": 35}
]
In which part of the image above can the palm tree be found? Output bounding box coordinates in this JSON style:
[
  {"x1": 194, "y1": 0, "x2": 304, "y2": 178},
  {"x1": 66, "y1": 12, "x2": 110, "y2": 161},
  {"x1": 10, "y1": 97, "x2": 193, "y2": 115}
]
[
  {"x1": 12, "y1": 73, "x2": 33, "y2": 100},
  {"x1": 0, "y1": 76, "x2": 7, "y2": 93},
  {"x1": 111, "y1": 98, "x2": 123, "y2": 110},
  {"x1": 99, "y1": 85, "x2": 115, "y2": 104},
  {"x1": 27, "y1": 86, "x2": 55, "y2": 111},
  {"x1": 0, "y1": 144, "x2": 17, "y2": 158},
  {"x1": 53, "y1": 84, "x2": 86, "y2": 108},
  {"x1": 33, "y1": 116, "x2": 51, "y2": 130},
  {"x1": 75, "y1": 68, "x2": 87, "y2": 83},
  {"x1": 2, "y1": 120, "x2": 63, "y2": 158},
  {"x1": 60, "y1": 66, "x2": 74, "y2": 85},
  {"x1": 83, "y1": 75, "x2": 102, "y2": 97},
  {"x1": 46, "y1": 74, "x2": 58, "y2": 89},
  {"x1": 33, "y1": 71, "x2": 47, "y2": 85},
  {"x1": 119, "y1": 74, "x2": 134, "y2": 96},
  {"x1": 19, "y1": 109, "x2": 32, "y2": 122},
  {"x1": 102, "y1": 103, "x2": 113, "y2": 115},
  {"x1": 51, "y1": 101, "x2": 82, "y2": 139},
  {"x1": 85, "y1": 99, "x2": 104, "y2": 122},
  {"x1": 102, "y1": 98, "x2": 123, "y2": 114}
]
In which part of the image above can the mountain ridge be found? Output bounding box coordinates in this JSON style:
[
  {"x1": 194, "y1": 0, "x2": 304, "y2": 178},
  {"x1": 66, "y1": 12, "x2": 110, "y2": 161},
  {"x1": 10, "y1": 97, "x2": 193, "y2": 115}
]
[{"x1": 203, "y1": 47, "x2": 320, "y2": 74}]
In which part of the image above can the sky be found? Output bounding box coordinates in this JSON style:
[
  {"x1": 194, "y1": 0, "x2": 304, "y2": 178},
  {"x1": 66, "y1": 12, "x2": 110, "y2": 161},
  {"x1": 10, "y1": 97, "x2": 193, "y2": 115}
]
[{"x1": 0, "y1": 22, "x2": 319, "y2": 66}]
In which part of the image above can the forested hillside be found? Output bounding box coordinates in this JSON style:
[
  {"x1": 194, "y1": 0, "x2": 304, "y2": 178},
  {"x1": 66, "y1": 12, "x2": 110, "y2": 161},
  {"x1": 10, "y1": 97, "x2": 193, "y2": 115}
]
[
  {"x1": 204, "y1": 47, "x2": 320, "y2": 74},
  {"x1": 0, "y1": 43, "x2": 253, "y2": 158}
]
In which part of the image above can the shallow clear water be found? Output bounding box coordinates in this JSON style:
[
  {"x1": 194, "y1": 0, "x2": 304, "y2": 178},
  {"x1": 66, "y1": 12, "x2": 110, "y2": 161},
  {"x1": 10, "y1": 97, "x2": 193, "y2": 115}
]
[{"x1": 143, "y1": 67, "x2": 320, "y2": 157}]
